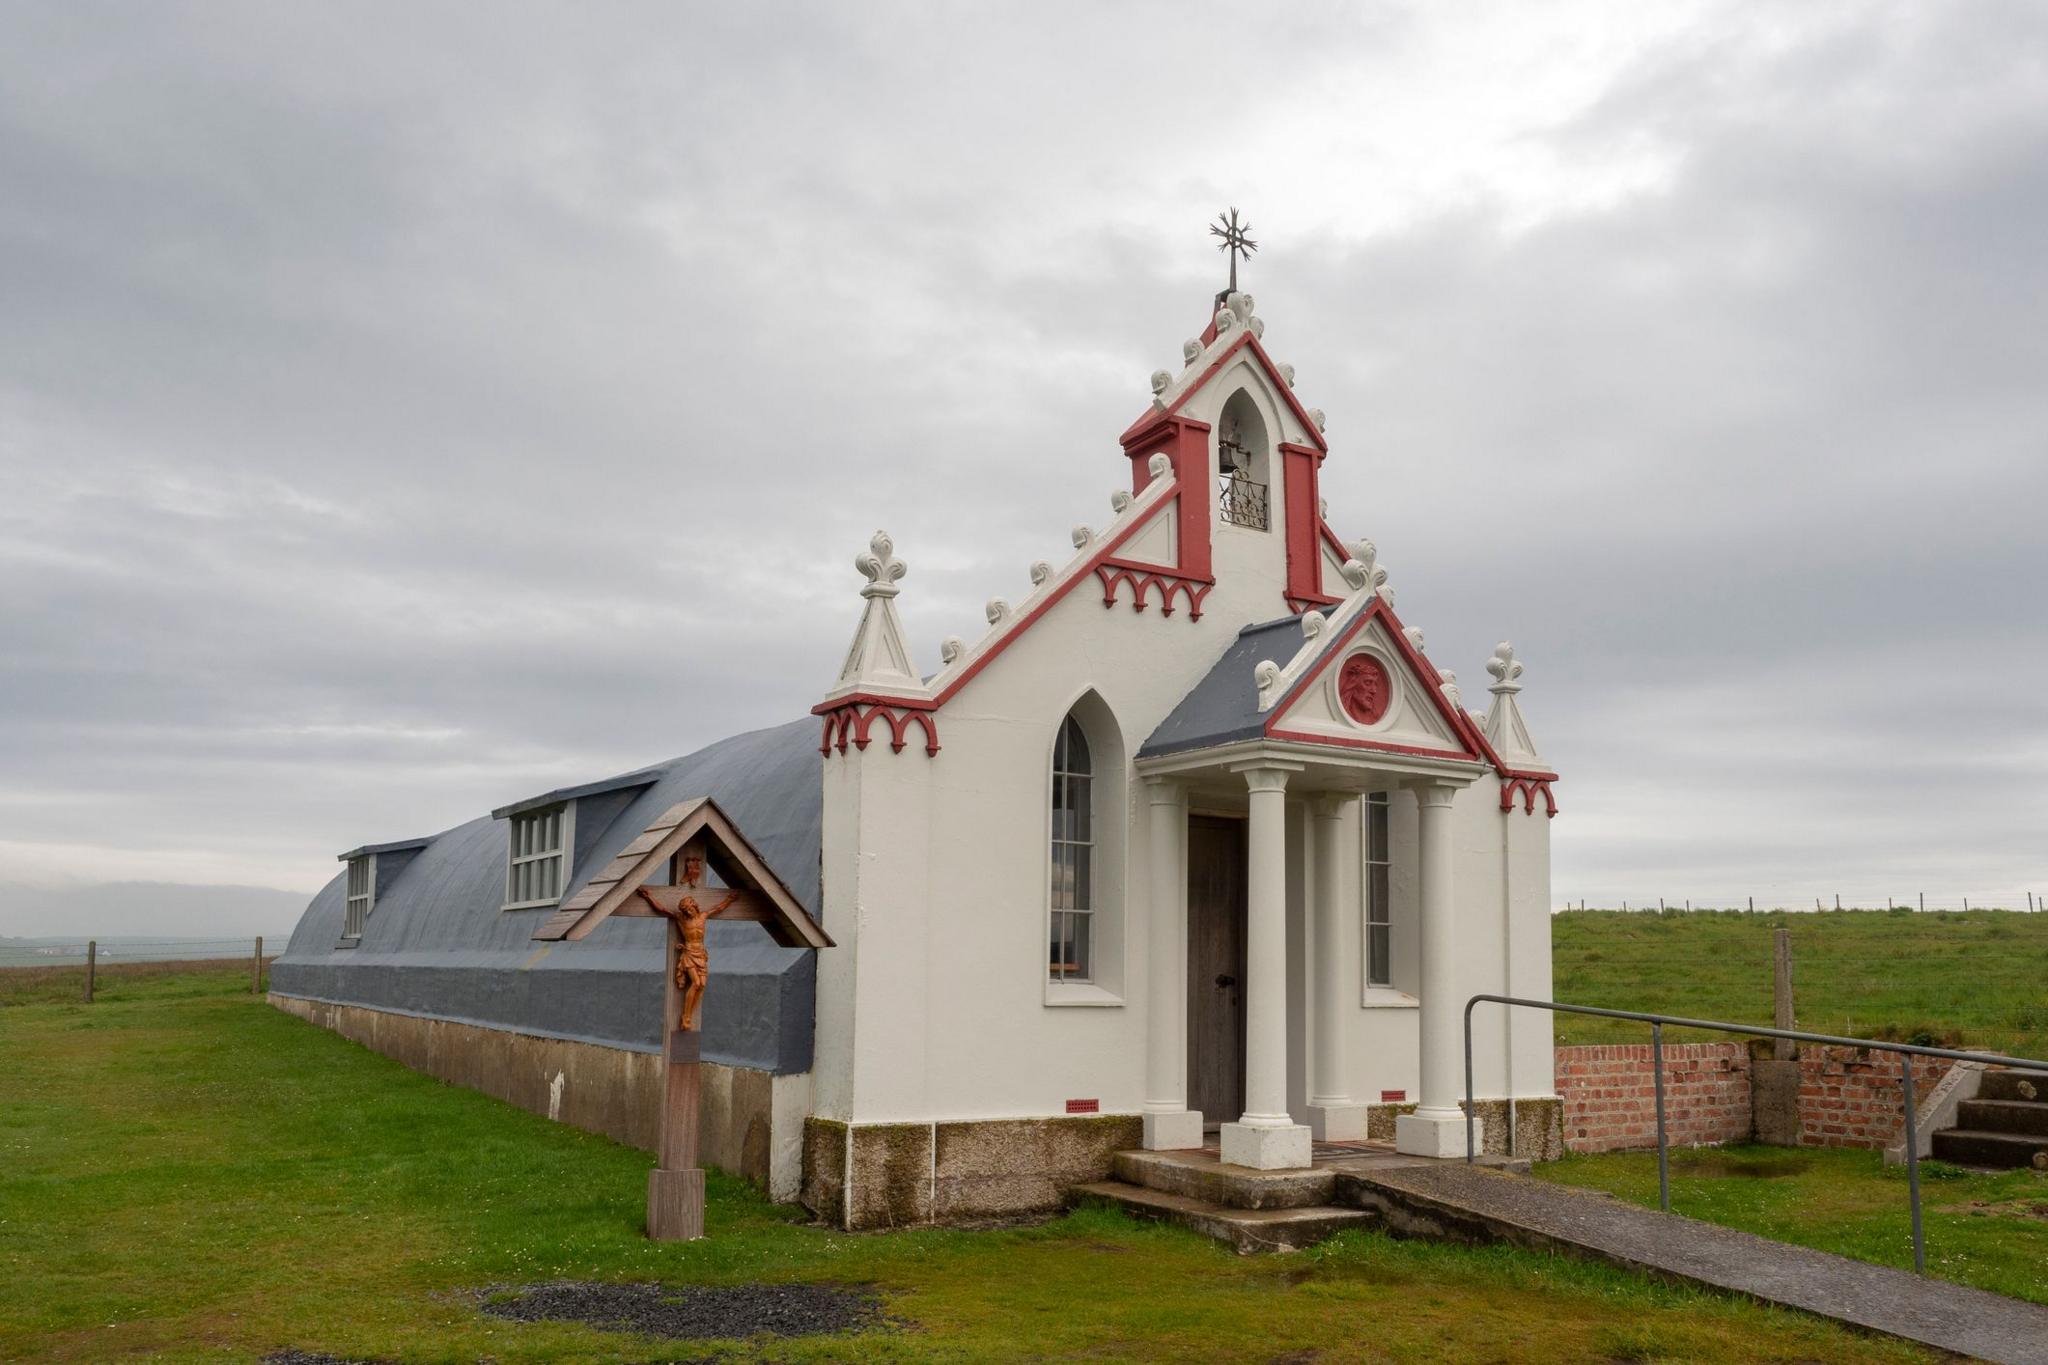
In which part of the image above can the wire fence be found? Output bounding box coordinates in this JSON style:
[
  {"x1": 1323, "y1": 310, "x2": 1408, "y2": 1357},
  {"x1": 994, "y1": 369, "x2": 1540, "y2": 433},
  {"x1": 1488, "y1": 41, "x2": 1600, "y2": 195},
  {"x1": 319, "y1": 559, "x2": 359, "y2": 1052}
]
[
  {"x1": 1559, "y1": 894, "x2": 2046, "y2": 914},
  {"x1": 0, "y1": 937, "x2": 276, "y2": 1003},
  {"x1": 0, "y1": 937, "x2": 279, "y2": 967}
]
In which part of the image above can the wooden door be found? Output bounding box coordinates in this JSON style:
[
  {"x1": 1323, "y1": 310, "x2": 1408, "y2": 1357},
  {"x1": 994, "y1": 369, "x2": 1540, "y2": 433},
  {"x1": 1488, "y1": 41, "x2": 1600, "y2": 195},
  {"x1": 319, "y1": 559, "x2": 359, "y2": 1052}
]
[{"x1": 1186, "y1": 814, "x2": 1247, "y2": 1127}]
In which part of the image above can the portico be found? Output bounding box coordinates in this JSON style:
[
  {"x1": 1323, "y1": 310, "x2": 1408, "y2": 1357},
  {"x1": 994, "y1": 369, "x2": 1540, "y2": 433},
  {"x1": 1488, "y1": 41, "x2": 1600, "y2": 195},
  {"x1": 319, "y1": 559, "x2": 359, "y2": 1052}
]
[{"x1": 1136, "y1": 738, "x2": 1482, "y2": 1169}]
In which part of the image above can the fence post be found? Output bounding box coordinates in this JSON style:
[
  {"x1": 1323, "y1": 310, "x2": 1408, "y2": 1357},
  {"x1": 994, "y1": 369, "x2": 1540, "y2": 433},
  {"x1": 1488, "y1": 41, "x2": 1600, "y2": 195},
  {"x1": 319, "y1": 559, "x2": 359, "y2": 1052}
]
[
  {"x1": 1651, "y1": 1021, "x2": 1670, "y2": 1212},
  {"x1": 83, "y1": 940, "x2": 96, "y2": 1003},
  {"x1": 1901, "y1": 1055, "x2": 1924, "y2": 1274},
  {"x1": 1772, "y1": 928, "x2": 1795, "y2": 1061},
  {"x1": 251, "y1": 936, "x2": 263, "y2": 994}
]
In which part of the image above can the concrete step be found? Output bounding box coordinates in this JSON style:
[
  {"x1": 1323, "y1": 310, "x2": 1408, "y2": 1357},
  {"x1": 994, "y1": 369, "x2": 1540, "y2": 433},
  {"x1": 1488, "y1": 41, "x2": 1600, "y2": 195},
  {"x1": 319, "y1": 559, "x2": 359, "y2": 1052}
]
[
  {"x1": 1930, "y1": 1128, "x2": 2048, "y2": 1170},
  {"x1": 1069, "y1": 1180, "x2": 1375, "y2": 1254},
  {"x1": 1978, "y1": 1070, "x2": 2047, "y2": 1104},
  {"x1": 1958, "y1": 1097, "x2": 2048, "y2": 1138},
  {"x1": 1111, "y1": 1149, "x2": 1336, "y2": 1210}
]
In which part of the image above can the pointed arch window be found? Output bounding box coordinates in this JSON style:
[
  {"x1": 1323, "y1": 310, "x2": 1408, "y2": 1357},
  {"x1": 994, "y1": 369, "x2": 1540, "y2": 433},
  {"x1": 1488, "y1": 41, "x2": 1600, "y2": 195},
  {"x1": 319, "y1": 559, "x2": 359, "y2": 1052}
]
[{"x1": 1049, "y1": 714, "x2": 1094, "y2": 981}]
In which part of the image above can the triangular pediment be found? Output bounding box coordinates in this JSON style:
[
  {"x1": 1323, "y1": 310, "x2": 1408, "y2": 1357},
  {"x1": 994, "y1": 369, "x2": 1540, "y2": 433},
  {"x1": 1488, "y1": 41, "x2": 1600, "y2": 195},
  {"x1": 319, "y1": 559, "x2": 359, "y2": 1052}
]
[
  {"x1": 1120, "y1": 293, "x2": 1329, "y2": 453},
  {"x1": 1266, "y1": 600, "x2": 1486, "y2": 763},
  {"x1": 532, "y1": 797, "x2": 832, "y2": 949}
]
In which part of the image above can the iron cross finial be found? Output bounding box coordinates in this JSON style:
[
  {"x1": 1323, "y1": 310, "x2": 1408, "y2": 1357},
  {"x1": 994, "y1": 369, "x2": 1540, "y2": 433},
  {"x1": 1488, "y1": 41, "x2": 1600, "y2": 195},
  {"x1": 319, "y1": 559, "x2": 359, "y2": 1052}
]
[{"x1": 1209, "y1": 206, "x2": 1258, "y2": 294}]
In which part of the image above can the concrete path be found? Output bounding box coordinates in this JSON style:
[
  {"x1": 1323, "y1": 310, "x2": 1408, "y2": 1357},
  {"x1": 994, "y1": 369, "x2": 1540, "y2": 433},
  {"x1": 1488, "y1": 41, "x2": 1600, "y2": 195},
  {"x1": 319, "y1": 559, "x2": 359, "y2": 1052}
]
[{"x1": 1340, "y1": 1163, "x2": 2048, "y2": 1365}]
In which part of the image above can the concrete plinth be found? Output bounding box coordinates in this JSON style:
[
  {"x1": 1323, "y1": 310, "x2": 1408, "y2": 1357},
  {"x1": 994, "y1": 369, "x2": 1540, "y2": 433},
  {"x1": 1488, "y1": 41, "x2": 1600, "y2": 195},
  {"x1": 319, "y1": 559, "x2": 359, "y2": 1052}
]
[
  {"x1": 1142, "y1": 1109, "x2": 1205, "y2": 1151},
  {"x1": 1220, "y1": 1120, "x2": 1312, "y2": 1171},
  {"x1": 1308, "y1": 1103, "x2": 1368, "y2": 1142},
  {"x1": 1396, "y1": 1110, "x2": 1479, "y2": 1159}
]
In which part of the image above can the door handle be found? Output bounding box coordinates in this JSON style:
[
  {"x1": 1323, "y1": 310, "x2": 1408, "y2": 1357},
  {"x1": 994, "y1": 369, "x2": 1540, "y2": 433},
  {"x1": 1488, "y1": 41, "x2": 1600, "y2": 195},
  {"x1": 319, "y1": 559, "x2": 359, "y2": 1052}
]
[{"x1": 1215, "y1": 973, "x2": 1237, "y2": 988}]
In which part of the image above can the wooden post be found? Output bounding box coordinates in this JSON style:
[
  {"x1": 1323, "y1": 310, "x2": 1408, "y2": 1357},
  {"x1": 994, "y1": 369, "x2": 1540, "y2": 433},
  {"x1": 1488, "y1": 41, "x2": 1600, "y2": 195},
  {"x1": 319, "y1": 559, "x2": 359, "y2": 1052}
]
[
  {"x1": 646, "y1": 848, "x2": 706, "y2": 1242},
  {"x1": 1772, "y1": 927, "x2": 1795, "y2": 1061},
  {"x1": 83, "y1": 940, "x2": 96, "y2": 1003},
  {"x1": 251, "y1": 936, "x2": 263, "y2": 994}
]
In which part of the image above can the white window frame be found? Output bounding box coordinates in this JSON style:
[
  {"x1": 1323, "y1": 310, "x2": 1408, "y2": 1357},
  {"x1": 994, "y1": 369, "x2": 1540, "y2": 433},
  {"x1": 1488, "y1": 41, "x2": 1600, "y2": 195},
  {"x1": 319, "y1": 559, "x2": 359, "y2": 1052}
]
[
  {"x1": 1049, "y1": 715, "x2": 1094, "y2": 984},
  {"x1": 1361, "y1": 791, "x2": 1416, "y2": 1007},
  {"x1": 503, "y1": 801, "x2": 575, "y2": 910},
  {"x1": 343, "y1": 854, "x2": 374, "y2": 939}
]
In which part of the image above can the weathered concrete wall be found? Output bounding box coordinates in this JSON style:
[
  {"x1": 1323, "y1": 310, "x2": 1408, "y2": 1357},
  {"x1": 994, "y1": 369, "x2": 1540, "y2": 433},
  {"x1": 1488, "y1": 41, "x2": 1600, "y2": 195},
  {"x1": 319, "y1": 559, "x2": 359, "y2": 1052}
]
[
  {"x1": 270, "y1": 993, "x2": 805, "y2": 1199},
  {"x1": 1557, "y1": 1043, "x2": 1752, "y2": 1153},
  {"x1": 801, "y1": 1114, "x2": 1143, "y2": 1230}
]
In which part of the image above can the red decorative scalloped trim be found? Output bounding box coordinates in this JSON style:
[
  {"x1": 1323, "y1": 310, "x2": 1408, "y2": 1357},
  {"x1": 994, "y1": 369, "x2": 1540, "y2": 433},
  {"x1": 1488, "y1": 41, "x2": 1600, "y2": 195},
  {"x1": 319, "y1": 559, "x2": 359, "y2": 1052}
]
[
  {"x1": 1095, "y1": 561, "x2": 1213, "y2": 620},
  {"x1": 1500, "y1": 775, "x2": 1558, "y2": 818},
  {"x1": 813, "y1": 696, "x2": 941, "y2": 757}
]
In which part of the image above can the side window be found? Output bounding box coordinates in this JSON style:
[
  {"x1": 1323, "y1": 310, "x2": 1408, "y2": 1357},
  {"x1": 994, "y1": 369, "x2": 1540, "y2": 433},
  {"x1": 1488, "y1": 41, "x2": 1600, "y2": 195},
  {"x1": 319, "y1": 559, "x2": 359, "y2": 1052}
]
[
  {"x1": 505, "y1": 803, "x2": 571, "y2": 909},
  {"x1": 344, "y1": 856, "x2": 373, "y2": 939},
  {"x1": 1364, "y1": 793, "x2": 1392, "y2": 987},
  {"x1": 1049, "y1": 714, "x2": 1094, "y2": 981}
]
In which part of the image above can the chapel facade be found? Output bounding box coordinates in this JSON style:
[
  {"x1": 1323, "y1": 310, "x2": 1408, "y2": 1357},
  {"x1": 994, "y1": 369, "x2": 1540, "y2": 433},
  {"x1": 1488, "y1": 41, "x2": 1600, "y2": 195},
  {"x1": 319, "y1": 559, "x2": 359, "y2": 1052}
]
[{"x1": 272, "y1": 280, "x2": 1562, "y2": 1228}]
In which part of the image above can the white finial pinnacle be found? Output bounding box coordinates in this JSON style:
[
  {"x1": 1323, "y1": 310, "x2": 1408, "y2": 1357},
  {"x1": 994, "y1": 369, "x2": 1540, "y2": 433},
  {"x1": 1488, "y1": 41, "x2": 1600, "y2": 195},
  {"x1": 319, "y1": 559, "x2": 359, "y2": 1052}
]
[
  {"x1": 1487, "y1": 642, "x2": 1524, "y2": 695},
  {"x1": 855, "y1": 530, "x2": 907, "y2": 599}
]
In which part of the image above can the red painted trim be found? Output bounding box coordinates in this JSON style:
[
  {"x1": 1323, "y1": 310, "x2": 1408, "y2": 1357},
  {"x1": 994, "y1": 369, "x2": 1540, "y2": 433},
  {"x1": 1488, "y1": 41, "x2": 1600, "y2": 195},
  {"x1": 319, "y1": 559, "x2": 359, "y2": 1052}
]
[
  {"x1": 812, "y1": 699, "x2": 942, "y2": 758},
  {"x1": 1122, "y1": 416, "x2": 1212, "y2": 584},
  {"x1": 1284, "y1": 591, "x2": 1344, "y2": 615},
  {"x1": 1281, "y1": 441, "x2": 1321, "y2": 608},
  {"x1": 1262, "y1": 595, "x2": 1486, "y2": 762},
  {"x1": 930, "y1": 480, "x2": 1182, "y2": 708},
  {"x1": 1265, "y1": 727, "x2": 1482, "y2": 764},
  {"x1": 1499, "y1": 775, "x2": 1559, "y2": 818},
  {"x1": 1095, "y1": 559, "x2": 1215, "y2": 620},
  {"x1": 810, "y1": 690, "x2": 938, "y2": 715},
  {"x1": 1117, "y1": 329, "x2": 1328, "y2": 453}
]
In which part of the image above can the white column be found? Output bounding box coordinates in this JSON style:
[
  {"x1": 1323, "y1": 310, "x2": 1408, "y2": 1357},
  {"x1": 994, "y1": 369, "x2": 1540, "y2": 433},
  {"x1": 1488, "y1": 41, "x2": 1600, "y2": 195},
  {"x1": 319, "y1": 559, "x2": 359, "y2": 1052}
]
[
  {"x1": 1221, "y1": 763, "x2": 1311, "y2": 1170},
  {"x1": 1397, "y1": 781, "x2": 1482, "y2": 1157},
  {"x1": 1307, "y1": 794, "x2": 1366, "y2": 1140},
  {"x1": 1141, "y1": 776, "x2": 1201, "y2": 1150}
]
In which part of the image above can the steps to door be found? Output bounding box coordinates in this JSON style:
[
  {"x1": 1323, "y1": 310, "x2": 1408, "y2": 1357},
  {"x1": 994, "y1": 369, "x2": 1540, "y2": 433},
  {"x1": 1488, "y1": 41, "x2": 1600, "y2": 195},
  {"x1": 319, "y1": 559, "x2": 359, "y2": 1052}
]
[
  {"x1": 1933, "y1": 1069, "x2": 2048, "y2": 1170},
  {"x1": 1067, "y1": 1146, "x2": 1526, "y2": 1256}
]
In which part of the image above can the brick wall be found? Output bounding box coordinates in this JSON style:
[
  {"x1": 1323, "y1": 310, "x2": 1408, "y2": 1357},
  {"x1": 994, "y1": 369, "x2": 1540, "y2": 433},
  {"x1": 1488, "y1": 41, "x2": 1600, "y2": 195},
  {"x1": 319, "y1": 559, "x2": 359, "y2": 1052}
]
[
  {"x1": 1797, "y1": 1046, "x2": 1950, "y2": 1150},
  {"x1": 1556, "y1": 1043, "x2": 1752, "y2": 1153},
  {"x1": 1553, "y1": 1042, "x2": 1956, "y2": 1155}
]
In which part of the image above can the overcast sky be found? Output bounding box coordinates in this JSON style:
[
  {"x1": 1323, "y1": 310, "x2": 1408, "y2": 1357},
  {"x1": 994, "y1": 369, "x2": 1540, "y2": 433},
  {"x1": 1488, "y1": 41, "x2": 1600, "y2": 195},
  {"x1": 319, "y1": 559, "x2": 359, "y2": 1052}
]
[{"x1": 3, "y1": 1, "x2": 2045, "y2": 933}]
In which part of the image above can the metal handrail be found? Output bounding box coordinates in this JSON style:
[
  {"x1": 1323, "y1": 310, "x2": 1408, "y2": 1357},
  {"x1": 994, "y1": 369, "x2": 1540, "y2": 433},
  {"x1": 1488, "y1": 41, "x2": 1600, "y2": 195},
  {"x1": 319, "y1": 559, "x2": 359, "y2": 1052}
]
[{"x1": 1463, "y1": 993, "x2": 2048, "y2": 1275}]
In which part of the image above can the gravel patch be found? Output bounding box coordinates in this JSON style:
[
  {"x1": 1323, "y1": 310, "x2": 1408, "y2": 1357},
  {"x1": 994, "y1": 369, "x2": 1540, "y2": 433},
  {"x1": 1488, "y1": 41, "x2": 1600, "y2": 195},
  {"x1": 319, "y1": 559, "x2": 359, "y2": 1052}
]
[
  {"x1": 263, "y1": 1352, "x2": 389, "y2": 1365},
  {"x1": 478, "y1": 1280, "x2": 889, "y2": 1341}
]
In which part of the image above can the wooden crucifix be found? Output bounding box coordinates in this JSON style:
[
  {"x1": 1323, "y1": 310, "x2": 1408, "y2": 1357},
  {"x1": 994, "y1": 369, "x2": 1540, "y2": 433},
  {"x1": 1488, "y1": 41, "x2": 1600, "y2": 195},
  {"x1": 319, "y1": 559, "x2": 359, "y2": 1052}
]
[{"x1": 528, "y1": 796, "x2": 831, "y2": 1242}]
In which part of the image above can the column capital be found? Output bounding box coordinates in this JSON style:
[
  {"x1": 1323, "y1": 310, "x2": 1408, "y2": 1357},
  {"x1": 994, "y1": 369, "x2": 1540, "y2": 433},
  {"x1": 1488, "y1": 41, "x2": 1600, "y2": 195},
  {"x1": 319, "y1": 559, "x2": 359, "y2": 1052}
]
[
  {"x1": 1306, "y1": 792, "x2": 1352, "y2": 820},
  {"x1": 1411, "y1": 781, "x2": 1458, "y2": 809},
  {"x1": 1142, "y1": 774, "x2": 1187, "y2": 806},
  {"x1": 1230, "y1": 759, "x2": 1305, "y2": 794}
]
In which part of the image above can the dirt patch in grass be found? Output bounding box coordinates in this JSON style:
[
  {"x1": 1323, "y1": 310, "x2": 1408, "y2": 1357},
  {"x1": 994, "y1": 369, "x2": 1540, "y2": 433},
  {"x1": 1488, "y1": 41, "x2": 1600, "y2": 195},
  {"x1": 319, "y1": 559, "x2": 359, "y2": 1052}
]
[
  {"x1": 264, "y1": 1352, "x2": 389, "y2": 1365},
  {"x1": 477, "y1": 1280, "x2": 891, "y2": 1342}
]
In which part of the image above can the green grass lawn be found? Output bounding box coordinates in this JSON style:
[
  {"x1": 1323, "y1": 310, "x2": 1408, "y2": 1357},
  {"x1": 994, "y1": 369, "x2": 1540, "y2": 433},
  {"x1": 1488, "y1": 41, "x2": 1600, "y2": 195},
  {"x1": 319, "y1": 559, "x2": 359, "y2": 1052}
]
[
  {"x1": 1538, "y1": 1144, "x2": 2048, "y2": 1306},
  {"x1": 0, "y1": 967, "x2": 1940, "y2": 1364},
  {"x1": 1551, "y1": 908, "x2": 2048, "y2": 1054}
]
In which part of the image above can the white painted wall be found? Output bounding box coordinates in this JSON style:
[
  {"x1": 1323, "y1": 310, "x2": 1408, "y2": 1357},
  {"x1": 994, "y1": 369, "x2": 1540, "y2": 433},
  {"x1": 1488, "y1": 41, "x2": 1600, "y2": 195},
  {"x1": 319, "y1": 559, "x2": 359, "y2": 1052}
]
[{"x1": 812, "y1": 303, "x2": 1555, "y2": 1132}]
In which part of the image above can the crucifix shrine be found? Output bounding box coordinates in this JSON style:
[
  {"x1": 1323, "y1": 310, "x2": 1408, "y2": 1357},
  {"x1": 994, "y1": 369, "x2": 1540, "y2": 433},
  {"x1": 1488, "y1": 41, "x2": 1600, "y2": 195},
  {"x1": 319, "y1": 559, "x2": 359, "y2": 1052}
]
[{"x1": 531, "y1": 796, "x2": 832, "y2": 1241}]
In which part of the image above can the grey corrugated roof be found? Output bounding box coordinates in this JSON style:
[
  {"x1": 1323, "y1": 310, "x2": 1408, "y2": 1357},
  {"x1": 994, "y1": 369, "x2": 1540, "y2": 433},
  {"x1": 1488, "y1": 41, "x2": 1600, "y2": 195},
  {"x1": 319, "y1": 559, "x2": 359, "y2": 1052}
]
[
  {"x1": 271, "y1": 717, "x2": 823, "y2": 1072},
  {"x1": 1139, "y1": 614, "x2": 1312, "y2": 759}
]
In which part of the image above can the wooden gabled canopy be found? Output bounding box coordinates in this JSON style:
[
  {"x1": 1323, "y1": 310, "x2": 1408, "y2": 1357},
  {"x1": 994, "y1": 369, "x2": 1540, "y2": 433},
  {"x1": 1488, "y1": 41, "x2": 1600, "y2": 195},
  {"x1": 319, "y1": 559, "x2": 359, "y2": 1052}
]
[{"x1": 530, "y1": 796, "x2": 832, "y2": 949}]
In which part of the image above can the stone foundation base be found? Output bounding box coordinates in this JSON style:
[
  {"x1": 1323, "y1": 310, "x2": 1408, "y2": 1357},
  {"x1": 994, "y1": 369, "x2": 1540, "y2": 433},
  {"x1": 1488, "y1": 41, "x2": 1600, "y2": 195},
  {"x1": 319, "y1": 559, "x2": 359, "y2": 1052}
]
[
  {"x1": 1308, "y1": 1102, "x2": 1369, "y2": 1142},
  {"x1": 1221, "y1": 1120, "x2": 1313, "y2": 1170},
  {"x1": 1368, "y1": 1096, "x2": 1562, "y2": 1160},
  {"x1": 1397, "y1": 1109, "x2": 1477, "y2": 1158},
  {"x1": 801, "y1": 1113, "x2": 1144, "y2": 1230},
  {"x1": 1142, "y1": 1109, "x2": 1204, "y2": 1151},
  {"x1": 268, "y1": 993, "x2": 810, "y2": 1199}
]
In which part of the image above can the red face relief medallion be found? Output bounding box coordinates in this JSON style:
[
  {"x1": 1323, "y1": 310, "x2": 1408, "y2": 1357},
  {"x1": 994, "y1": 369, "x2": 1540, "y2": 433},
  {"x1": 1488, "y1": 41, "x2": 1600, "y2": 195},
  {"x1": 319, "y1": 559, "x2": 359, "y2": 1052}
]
[{"x1": 1337, "y1": 654, "x2": 1392, "y2": 726}]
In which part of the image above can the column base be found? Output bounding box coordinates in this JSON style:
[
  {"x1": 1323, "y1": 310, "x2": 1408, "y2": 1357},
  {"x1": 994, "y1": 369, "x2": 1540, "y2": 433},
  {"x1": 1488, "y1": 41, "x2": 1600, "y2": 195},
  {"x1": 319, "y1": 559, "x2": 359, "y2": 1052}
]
[
  {"x1": 1141, "y1": 1109, "x2": 1205, "y2": 1151},
  {"x1": 1307, "y1": 1102, "x2": 1368, "y2": 1142},
  {"x1": 1220, "y1": 1120, "x2": 1313, "y2": 1171},
  {"x1": 1395, "y1": 1109, "x2": 1480, "y2": 1159}
]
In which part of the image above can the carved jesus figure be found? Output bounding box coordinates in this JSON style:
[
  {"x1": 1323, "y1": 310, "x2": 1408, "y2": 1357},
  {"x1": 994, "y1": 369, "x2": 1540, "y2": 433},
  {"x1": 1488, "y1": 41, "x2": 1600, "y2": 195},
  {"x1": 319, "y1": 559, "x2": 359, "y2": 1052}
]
[{"x1": 643, "y1": 851, "x2": 733, "y2": 1032}]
